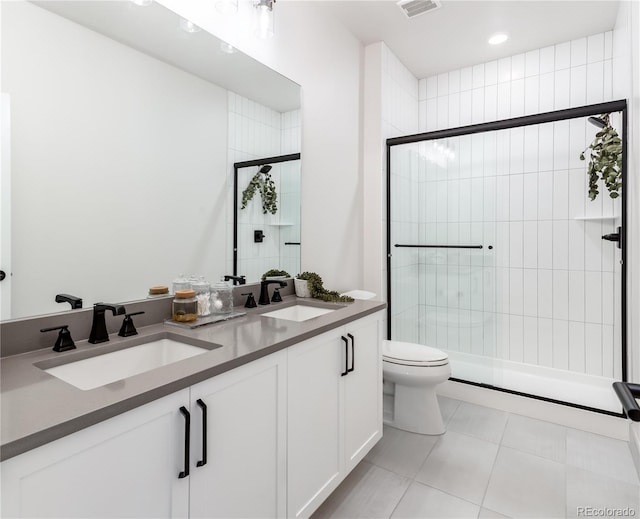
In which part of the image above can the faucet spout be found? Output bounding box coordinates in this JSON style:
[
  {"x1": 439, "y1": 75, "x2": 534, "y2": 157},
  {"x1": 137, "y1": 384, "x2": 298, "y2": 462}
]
[
  {"x1": 259, "y1": 280, "x2": 287, "y2": 305},
  {"x1": 89, "y1": 303, "x2": 126, "y2": 344},
  {"x1": 224, "y1": 275, "x2": 246, "y2": 286}
]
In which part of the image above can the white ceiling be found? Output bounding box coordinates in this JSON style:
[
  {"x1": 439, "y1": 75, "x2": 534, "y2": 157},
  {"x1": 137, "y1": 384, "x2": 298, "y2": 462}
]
[{"x1": 316, "y1": 0, "x2": 620, "y2": 79}]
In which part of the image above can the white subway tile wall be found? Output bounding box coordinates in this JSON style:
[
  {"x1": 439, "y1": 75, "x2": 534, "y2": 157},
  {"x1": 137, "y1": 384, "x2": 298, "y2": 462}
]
[
  {"x1": 391, "y1": 31, "x2": 622, "y2": 380},
  {"x1": 227, "y1": 92, "x2": 301, "y2": 281}
]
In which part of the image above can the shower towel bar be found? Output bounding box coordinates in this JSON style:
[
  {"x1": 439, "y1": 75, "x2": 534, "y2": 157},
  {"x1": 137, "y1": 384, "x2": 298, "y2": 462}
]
[
  {"x1": 612, "y1": 382, "x2": 640, "y2": 421},
  {"x1": 394, "y1": 244, "x2": 484, "y2": 249}
]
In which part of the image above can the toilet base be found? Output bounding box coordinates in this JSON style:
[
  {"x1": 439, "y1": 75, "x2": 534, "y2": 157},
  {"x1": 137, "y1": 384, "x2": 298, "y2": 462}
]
[{"x1": 386, "y1": 384, "x2": 446, "y2": 435}]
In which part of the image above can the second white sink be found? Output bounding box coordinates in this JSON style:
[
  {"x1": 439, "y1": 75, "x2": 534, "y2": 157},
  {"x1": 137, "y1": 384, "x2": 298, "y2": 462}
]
[
  {"x1": 42, "y1": 338, "x2": 210, "y2": 390},
  {"x1": 261, "y1": 305, "x2": 336, "y2": 322}
]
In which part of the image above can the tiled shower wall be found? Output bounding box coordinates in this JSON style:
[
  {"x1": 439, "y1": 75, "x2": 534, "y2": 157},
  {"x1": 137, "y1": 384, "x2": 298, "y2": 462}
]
[
  {"x1": 226, "y1": 92, "x2": 301, "y2": 281},
  {"x1": 391, "y1": 31, "x2": 623, "y2": 379}
]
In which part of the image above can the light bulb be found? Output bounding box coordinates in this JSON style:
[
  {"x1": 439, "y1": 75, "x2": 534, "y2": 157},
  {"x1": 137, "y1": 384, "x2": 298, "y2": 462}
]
[
  {"x1": 254, "y1": 0, "x2": 274, "y2": 39},
  {"x1": 216, "y1": 0, "x2": 238, "y2": 15},
  {"x1": 488, "y1": 33, "x2": 508, "y2": 45},
  {"x1": 180, "y1": 18, "x2": 201, "y2": 34}
]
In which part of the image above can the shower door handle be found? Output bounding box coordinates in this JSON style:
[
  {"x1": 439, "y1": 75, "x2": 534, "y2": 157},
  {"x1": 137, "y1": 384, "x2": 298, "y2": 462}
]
[{"x1": 602, "y1": 226, "x2": 622, "y2": 249}]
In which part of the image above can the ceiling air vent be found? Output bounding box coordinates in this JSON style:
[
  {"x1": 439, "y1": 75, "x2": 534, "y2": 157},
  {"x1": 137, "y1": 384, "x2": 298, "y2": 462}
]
[{"x1": 396, "y1": 0, "x2": 441, "y2": 19}]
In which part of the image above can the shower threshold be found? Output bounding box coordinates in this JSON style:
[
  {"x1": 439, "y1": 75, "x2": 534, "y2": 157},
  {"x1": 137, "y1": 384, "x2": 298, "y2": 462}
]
[{"x1": 445, "y1": 351, "x2": 621, "y2": 415}]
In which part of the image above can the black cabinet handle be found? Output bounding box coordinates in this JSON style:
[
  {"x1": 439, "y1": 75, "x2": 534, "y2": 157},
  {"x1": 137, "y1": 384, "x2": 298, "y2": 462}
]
[
  {"x1": 347, "y1": 333, "x2": 355, "y2": 373},
  {"x1": 341, "y1": 336, "x2": 349, "y2": 376},
  {"x1": 196, "y1": 399, "x2": 207, "y2": 467},
  {"x1": 178, "y1": 406, "x2": 190, "y2": 479}
]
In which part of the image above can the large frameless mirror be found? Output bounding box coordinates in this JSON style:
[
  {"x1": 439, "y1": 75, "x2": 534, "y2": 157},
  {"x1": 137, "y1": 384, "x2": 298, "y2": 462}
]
[{"x1": 0, "y1": 0, "x2": 301, "y2": 320}]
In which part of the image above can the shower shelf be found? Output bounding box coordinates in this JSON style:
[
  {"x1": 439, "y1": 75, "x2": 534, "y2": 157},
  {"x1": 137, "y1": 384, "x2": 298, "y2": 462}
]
[{"x1": 573, "y1": 215, "x2": 618, "y2": 221}]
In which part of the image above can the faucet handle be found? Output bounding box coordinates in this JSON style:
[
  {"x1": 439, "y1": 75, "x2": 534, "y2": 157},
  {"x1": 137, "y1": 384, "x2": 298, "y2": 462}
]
[
  {"x1": 40, "y1": 325, "x2": 76, "y2": 352},
  {"x1": 271, "y1": 288, "x2": 282, "y2": 303},
  {"x1": 118, "y1": 311, "x2": 144, "y2": 337},
  {"x1": 242, "y1": 292, "x2": 257, "y2": 308}
]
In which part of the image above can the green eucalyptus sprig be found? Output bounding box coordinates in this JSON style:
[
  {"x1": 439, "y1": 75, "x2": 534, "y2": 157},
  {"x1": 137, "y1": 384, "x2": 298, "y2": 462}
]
[
  {"x1": 579, "y1": 113, "x2": 623, "y2": 201},
  {"x1": 241, "y1": 170, "x2": 278, "y2": 214},
  {"x1": 296, "y1": 272, "x2": 354, "y2": 303}
]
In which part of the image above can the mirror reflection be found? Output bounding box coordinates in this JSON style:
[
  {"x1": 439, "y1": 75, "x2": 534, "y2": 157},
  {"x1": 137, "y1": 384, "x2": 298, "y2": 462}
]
[
  {"x1": 0, "y1": 0, "x2": 301, "y2": 320},
  {"x1": 234, "y1": 153, "x2": 301, "y2": 283}
]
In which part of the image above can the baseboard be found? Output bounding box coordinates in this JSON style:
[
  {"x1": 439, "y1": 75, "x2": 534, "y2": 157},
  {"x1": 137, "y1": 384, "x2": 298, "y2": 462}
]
[{"x1": 438, "y1": 379, "x2": 629, "y2": 440}]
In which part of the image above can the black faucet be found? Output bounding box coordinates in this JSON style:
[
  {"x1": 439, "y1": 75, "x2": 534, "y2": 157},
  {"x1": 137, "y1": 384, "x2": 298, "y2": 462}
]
[
  {"x1": 224, "y1": 275, "x2": 246, "y2": 286},
  {"x1": 89, "y1": 303, "x2": 126, "y2": 344},
  {"x1": 259, "y1": 280, "x2": 287, "y2": 305},
  {"x1": 55, "y1": 293, "x2": 83, "y2": 309}
]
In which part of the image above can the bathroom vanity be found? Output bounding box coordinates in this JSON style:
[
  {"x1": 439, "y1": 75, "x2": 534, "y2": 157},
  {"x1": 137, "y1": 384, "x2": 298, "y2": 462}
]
[{"x1": 0, "y1": 296, "x2": 385, "y2": 518}]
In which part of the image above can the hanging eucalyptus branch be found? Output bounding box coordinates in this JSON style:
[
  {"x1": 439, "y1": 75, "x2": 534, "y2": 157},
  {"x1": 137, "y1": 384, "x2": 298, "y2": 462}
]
[
  {"x1": 241, "y1": 170, "x2": 278, "y2": 214},
  {"x1": 579, "y1": 113, "x2": 623, "y2": 201}
]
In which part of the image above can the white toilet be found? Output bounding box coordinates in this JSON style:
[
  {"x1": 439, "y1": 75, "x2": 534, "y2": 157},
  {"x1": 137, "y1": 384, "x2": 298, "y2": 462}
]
[{"x1": 382, "y1": 340, "x2": 451, "y2": 435}]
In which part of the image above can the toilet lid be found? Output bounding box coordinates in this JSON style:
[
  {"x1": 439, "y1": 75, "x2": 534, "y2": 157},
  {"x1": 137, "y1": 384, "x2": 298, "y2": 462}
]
[{"x1": 382, "y1": 340, "x2": 448, "y2": 366}]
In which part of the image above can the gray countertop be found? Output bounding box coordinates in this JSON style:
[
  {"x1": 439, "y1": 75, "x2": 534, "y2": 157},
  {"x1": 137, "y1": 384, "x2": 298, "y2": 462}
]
[{"x1": 0, "y1": 296, "x2": 386, "y2": 461}]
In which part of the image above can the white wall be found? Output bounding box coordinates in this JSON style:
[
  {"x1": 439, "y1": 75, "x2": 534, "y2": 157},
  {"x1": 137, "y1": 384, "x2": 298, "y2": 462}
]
[
  {"x1": 363, "y1": 42, "x2": 419, "y2": 306},
  {"x1": 2, "y1": 1, "x2": 229, "y2": 317},
  {"x1": 157, "y1": 0, "x2": 364, "y2": 294}
]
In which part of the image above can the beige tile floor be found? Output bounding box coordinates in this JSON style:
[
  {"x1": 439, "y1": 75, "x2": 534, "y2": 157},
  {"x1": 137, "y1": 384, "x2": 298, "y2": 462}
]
[{"x1": 312, "y1": 397, "x2": 640, "y2": 519}]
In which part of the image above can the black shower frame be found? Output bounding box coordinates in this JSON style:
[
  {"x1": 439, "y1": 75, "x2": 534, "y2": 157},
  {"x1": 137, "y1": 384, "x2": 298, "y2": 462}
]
[
  {"x1": 233, "y1": 153, "x2": 301, "y2": 277},
  {"x1": 386, "y1": 100, "x2": 628, "y2": 417}
]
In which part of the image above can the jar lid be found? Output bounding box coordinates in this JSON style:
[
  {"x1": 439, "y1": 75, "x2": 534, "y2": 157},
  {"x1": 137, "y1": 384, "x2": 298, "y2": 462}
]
[
  {"x1": 175, "y1": 289, "x2": 196, "y2": 299},
  {"x1": 149, "y1": 285, "x2": 169, "y2": 295}
]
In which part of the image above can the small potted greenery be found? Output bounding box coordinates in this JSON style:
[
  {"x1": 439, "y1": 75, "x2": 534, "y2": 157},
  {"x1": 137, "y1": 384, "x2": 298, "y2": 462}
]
[
  {"x1": 579, "y1": 113, "x2": 623, "y2": 201},
  {"x1": 295, "y1": 272, "x2": 354, "y2": 303},
  {"x1": 261, "y1": 269, "x2": 290, "y2": 280}
]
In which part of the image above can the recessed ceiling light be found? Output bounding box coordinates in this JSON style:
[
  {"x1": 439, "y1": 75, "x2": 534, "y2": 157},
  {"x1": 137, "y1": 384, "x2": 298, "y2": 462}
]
[{"x1": 488, "y1": 33, "x2": 508, "y2": 45}]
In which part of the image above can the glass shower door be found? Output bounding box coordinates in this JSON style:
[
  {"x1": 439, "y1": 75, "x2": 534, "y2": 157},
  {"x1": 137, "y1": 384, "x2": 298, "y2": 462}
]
[
  {"x1": 388, "y1": 103, "x2": 625, "y2": 413},
  {"x1": 389, "y1": 134, "x2": 499, "y2": 388}
]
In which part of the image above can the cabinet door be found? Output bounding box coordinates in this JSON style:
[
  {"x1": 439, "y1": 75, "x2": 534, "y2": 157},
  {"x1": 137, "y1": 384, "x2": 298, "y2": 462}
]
[
  {"x1": 189, "y1": 351, "x2": 286, "y2": 519},
  {"x1": 343, "y1": 313, "x2": 383, "y2": 472},
  {"x1": 1, "y1": 389, "x2": 190, "y2": 519},
  {"x1": 287, "y1": 329, "x2": 345, "y2": 519}
]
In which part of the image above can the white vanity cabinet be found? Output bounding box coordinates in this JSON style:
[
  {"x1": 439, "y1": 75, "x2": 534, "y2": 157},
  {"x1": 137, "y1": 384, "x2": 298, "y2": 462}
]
[
  {"x1": 1, "y1": 389, "x2": 191, "y2": 518},
  {"x1": 188, "y1": 351, "x2": 287, "y2": 518},
  {"x1": 1, "y1": 351, "x2": 287, "y2": 519},
  {"x1": 287, "y1": 311, "x2": 383, "y2": 519},
  {"x1": 1, "y1": 310, "x2": 382, "y2": 519}
]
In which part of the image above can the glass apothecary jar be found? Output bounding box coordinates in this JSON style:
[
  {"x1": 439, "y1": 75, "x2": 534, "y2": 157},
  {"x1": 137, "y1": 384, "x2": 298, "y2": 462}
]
[
  {"x1": 172, "y1": 289, "x2": 198, "y2": 322},
  {"x1": 211, "y1": 278, "x2": 233, "y2": 315},
  {"x1": 172, "y1": 273, "x2": 191, "y2": 294},
  {"x1": 192, "y1": 276, "x2": 212, "y2": 317}
]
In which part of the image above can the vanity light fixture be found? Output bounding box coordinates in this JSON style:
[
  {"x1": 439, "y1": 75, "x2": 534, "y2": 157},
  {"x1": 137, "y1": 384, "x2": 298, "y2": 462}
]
[
  {"x1": 179, "y1": 18, "x2": 201, "y2": 34},
  {"x1": 254, "y1": 0, "x2": 275, "y2": 39},
  {"x1": 130, "y1": 0, "x2": 152, "y2": 6},
  {"x1": 216, "y1": 0, "x2": 238, "y2": 15},
  {"x1": 488, "y1": 33, "x2": 508, "y2": 45}
]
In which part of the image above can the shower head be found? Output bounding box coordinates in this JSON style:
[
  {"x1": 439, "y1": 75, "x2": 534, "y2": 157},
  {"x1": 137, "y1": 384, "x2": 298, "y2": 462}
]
[
  {"x1": 259, "y1": 165, "x2": 272, "y2": 174},
  {"x1": 588, "y1": 116, "x2": 608, "y2": 129}
]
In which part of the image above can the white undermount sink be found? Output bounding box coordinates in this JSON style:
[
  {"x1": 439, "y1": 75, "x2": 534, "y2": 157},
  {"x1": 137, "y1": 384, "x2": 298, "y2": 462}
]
[
  {"x1": 260, "y1": 304, "x2": 336, "y2": 322},
  {"x1": 40, "y1": 337, "x2": 213, "y2": 390}
]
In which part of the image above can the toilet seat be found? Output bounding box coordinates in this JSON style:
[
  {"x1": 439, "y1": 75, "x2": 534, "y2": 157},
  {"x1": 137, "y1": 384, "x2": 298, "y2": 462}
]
[{"x1": 382, "y1": 340, "x2": 449, "y2": 367}]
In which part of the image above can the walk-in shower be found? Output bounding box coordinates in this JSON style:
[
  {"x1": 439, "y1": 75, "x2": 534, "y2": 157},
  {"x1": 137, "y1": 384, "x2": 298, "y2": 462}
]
[{"x1": 386, "y1": 100, "x2": 627, "y2": 415}]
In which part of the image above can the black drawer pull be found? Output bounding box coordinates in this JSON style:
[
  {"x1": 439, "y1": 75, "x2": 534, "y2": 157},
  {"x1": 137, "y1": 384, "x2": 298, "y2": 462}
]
[
  {"x1": 341, "y1": 336, "x2": 349, "y2": 376},
  {"x1": 196, "y1": 399, "x2": 207, "y2": 467},
  {"x1": 347, "y1": 333, "x2": 355, "y2": 373},
  {"x1": 178, "y1": 406, "x2": 190, "y2": 479}
]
